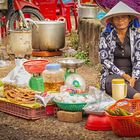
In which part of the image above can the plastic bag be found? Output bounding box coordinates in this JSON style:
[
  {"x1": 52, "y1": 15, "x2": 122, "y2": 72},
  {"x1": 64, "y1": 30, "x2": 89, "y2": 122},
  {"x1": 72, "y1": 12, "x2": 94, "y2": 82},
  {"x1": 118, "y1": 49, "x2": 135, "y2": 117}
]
[
  {"x1": 83, "y1": 87, "x2": 116, "y2": 115},
  {"x1": 2, "y1": 59, "x2": 31, "y2": 87},
  {"x1": 35, "y1": 92, "x2": 64, "y2": 107},
  {"x1": 65, "y1": 73, "x2": 86, "y2": 93},
  {"x1": 0, "y1": 60, "x2": 10, "y2": 68}
]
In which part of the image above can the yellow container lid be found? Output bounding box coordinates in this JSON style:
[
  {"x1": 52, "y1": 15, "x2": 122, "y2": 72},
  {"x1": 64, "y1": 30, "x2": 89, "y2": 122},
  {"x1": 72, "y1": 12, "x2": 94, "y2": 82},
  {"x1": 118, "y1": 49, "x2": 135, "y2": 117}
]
[{"x1": 112, "y1": 79, "x2": 125, "y2": 84}]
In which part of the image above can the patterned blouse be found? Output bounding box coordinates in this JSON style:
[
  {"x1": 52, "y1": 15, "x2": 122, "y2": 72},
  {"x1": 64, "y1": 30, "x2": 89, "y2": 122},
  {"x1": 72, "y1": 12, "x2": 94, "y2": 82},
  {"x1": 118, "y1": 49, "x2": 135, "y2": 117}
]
[
  {"x1": 114, "y1": 29, "x2": 132, "y2": 75},
  {"x1": 99, "y1": 27, "x2": 140, "y2": 90}
]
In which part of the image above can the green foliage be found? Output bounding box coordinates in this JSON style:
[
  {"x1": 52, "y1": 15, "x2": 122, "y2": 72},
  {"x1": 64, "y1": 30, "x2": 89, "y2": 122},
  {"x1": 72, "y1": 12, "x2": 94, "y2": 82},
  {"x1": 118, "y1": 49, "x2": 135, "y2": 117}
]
[
  {"x1": 69, "y1": 31, "x2": 79, "y2": 50},
  {"x1": 74, "y1": 51, "x2": 91, "y2": 65},
  {"x1": 67, "y1": 31, "x2": 92, "y2": 65}
]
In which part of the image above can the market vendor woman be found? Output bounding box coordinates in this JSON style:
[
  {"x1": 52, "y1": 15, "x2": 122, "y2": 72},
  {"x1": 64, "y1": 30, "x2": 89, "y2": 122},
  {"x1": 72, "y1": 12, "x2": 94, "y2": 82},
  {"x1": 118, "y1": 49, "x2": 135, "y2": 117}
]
[{"x1": 99, "y1": 1, "x2": 140, "y2": 99}]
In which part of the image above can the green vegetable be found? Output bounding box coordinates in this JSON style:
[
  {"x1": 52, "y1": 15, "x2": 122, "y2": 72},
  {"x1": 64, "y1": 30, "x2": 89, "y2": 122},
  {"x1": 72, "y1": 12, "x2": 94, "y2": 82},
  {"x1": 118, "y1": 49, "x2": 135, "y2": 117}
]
[
  {"x1": 106, "y1": 109, "x2": 116, "y2": 116},
  {"x1": 106, "y1": 108, "x2": 132, "y2": 116}
]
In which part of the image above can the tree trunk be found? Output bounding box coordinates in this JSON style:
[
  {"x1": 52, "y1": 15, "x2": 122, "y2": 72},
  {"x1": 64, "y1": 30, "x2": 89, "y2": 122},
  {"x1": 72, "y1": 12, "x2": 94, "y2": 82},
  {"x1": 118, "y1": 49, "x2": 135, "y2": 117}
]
[{"x1": 78, "y1": 18, "x2": 104, "y2": 65}]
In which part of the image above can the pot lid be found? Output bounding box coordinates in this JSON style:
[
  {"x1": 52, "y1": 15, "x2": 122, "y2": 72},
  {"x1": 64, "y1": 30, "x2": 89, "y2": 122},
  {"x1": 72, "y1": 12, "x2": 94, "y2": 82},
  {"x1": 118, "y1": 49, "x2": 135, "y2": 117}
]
[
  {"x1": 79, "y1": 6, "x2": 98, "y2": 9},
  {"x1": 8, "y1": 30, "x2": 31, "y2": 33},
  {"x1": 35, "y1": 20, "x2": 65, "y2": 25}
]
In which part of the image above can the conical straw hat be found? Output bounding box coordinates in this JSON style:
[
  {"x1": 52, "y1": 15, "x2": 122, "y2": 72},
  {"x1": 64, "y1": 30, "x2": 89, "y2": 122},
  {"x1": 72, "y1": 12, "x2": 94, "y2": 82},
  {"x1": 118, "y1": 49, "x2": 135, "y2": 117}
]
[{"x1": 101, "y1": 1, "x2": 140, "y2": 25}]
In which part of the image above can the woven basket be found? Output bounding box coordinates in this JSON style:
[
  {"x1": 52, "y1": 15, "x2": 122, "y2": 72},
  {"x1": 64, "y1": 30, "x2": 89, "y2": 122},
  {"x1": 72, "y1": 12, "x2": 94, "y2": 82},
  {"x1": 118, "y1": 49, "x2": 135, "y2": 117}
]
[{"x1": 53, "y1": 99, "x2": 87, "y2": 112}]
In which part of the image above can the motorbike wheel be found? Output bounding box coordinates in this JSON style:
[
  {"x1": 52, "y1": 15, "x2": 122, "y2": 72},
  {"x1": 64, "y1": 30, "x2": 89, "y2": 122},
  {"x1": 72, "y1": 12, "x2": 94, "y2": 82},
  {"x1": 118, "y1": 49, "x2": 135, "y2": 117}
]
[{"x1": 9, "y1": 7, "x2": 44, "y2": 30}]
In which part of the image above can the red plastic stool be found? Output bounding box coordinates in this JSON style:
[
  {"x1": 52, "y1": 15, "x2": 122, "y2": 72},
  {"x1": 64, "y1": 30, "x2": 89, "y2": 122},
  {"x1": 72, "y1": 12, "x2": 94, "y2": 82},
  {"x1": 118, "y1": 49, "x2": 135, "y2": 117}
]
[
  {"x1": 57, "y1": 0, "x2": 72, "y2": 32},
  {"x1": 61, "y1": 0, "x2": 78, "y2": 30},
  {"x1": 32, "y1": 0, "x2": 58, "y2": 20}
]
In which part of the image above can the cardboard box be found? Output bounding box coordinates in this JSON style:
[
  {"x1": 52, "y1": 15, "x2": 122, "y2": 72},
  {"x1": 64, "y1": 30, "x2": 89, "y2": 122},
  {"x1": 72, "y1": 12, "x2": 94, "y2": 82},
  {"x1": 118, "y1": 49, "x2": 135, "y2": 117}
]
[{"x1": 57, "y1": 111, "x2": 82, "y2": 123}]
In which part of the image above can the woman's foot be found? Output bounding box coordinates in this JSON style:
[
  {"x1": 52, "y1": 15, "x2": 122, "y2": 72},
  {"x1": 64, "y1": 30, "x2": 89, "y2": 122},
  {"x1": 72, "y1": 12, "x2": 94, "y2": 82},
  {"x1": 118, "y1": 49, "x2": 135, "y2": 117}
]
[{"x1": 133, "y1": 93, "x2": 140, "y2": 99}]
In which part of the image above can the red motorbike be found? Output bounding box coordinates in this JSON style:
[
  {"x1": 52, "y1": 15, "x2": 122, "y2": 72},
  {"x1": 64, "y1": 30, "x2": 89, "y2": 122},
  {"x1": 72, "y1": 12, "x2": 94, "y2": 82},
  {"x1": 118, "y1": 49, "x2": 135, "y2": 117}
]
[{"x1": 0, "y1": 0, "x2": 44, "y2": 31}]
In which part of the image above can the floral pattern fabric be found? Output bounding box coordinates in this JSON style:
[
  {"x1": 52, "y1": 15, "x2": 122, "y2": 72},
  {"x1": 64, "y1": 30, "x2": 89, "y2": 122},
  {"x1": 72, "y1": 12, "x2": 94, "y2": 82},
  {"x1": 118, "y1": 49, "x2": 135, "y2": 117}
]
[{"x1": 99, "y1": 27, "x2": 140, "y2": 90}]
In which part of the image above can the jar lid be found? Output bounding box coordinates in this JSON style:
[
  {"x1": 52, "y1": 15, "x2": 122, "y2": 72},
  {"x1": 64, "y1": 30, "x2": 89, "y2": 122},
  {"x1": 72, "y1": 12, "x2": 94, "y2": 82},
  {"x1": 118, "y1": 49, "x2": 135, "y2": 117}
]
[
  {"x1": 45, "y1": 63, "x2": 61, "y2": 70},
  {"x1": 112, "y1": 79, "x2": 125, "y2": 84}
]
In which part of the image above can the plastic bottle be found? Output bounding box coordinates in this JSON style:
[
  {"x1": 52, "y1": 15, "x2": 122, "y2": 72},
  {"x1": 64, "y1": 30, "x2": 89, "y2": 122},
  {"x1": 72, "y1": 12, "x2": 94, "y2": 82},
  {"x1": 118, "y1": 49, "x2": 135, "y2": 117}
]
[{"x1": 42, "y1": 63, "x2": 64, "y2": 92}]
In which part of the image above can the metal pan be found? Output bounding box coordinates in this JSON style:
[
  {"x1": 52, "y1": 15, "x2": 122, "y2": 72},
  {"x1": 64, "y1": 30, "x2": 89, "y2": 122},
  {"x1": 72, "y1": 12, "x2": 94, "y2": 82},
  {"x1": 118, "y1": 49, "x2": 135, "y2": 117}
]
[{"x1": 57, "y1": 57, "x2": 84, "y2": 69}]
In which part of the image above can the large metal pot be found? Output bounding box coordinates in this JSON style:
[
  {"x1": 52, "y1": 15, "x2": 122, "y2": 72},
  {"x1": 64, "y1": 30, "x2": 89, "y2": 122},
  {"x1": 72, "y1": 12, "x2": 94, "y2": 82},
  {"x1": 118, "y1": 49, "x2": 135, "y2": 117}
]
[
  {"x1": 0, "y1": 0, "x2": 8, "y2": 9},
  {"x1": 32, "y1": 20, "x2": 65, "y2": 51},
  {"x1": 7, "y1": 30, "x2": 32, "y2": 57},
  {"x1": 78, "y1": 6, "x2": 99, "y2": 19}
]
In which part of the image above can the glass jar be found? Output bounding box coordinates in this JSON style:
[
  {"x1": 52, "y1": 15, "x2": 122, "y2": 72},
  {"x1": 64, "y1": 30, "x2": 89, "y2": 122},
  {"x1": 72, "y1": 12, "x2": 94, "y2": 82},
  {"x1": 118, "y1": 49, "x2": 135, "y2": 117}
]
[{"x1": 42, "y1": 63, "x2": 64, "y2": 92}]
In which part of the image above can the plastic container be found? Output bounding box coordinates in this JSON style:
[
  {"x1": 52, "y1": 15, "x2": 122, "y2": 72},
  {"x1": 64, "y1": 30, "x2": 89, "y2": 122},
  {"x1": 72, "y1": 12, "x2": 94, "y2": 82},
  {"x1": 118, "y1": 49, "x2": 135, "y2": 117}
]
[
  {"x1": 42, "y1": 63, "x2": 64, "y2": 92},
  {"x1": 112, "y1": 79, "x2": 127, "y2": 100},
  {"x1": 46, "y1": 104, "x2": 56, "y2": 115},
  {"x1": 85, "y1": 114, "x2": 112, "y2": 131},
  {"x1": 23, "y1": 59, "x2": 49, "y2": 74},
  {"x1": 65, "y1": 73, "x2": 86, "y2": 93}
]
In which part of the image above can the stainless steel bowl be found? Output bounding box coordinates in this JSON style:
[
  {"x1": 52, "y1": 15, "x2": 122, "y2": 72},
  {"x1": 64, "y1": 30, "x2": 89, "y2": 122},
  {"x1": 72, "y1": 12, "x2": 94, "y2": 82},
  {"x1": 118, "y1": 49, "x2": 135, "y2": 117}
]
[{"x1": 57, "y1": 57, "x2": 84, "y2": 69}]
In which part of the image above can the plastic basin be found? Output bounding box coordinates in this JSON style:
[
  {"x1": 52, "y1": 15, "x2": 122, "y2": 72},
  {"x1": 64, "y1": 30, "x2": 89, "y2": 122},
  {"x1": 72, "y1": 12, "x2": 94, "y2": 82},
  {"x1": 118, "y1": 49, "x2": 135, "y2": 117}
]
[{"x1": 23, "y1": 59, "x2": 49, "y2": 74}]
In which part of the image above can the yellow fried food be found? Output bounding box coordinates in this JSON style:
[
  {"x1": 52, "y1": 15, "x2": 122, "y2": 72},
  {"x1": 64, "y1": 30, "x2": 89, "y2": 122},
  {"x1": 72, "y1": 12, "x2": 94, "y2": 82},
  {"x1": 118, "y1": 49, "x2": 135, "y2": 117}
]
[{"x1": 3, "y1": 83, "x2": 36, "y2": 104}]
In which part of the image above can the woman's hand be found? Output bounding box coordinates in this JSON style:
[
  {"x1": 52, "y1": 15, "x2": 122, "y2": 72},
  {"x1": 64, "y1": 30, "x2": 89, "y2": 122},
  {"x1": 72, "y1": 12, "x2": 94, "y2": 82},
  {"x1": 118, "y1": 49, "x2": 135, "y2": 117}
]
[
  {"x1": 133, "y1": 93, "x2": 140, "y2": 99},
  {"x1": 122, "y1": 74, "x2": 136, "y2": 87},
  {"x1": 129, "y1": 77, "x2": 136, "y2": 88},
  {"x1": 122, "y1": 73, "x2": 131, "y2": 82}
]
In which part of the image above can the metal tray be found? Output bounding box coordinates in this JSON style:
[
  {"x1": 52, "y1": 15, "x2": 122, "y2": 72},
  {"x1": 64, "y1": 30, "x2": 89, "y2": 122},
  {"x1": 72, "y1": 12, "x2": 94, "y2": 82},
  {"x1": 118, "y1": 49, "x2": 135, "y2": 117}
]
[{"x1": 57, "y1": 57, "x2": 84, "y2": 69}]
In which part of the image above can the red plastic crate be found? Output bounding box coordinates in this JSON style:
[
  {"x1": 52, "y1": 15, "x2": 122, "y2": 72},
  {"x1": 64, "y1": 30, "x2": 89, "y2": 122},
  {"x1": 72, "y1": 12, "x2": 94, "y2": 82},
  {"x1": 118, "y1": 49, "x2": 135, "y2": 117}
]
[{"x1": 0, "y1": 100, "x2": 46, "y2": 120}]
